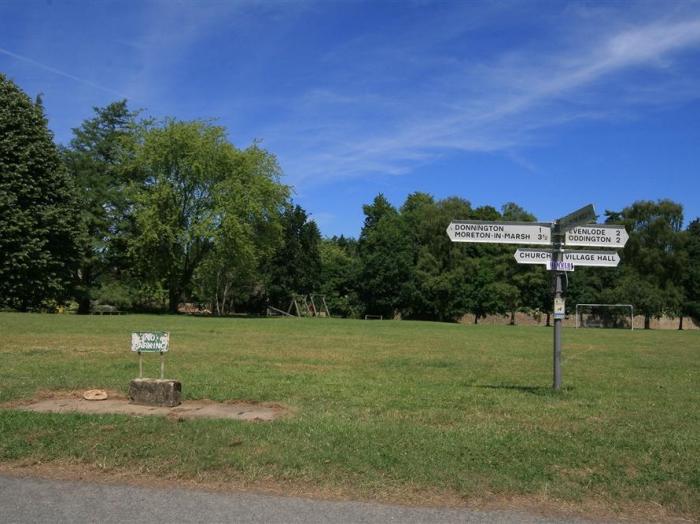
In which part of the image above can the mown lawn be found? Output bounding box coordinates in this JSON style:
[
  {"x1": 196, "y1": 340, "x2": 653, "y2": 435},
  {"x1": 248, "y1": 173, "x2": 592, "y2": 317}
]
[{"x1": 0, "y1": 313, "x2": 698, "y2": 517}]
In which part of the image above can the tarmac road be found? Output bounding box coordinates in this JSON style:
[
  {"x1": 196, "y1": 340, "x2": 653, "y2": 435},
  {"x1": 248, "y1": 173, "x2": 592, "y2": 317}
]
[{"x1": 0, "y1": 474, "x2": 595, "y2": 523}]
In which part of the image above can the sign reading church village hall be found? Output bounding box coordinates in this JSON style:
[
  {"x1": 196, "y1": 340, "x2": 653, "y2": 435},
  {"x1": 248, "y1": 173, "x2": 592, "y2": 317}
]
[
  {"x1": 446, "y1": 204, "x2": 627, "y2": 391},
  {"x1": 514, "y1": 248, "x2": 620, "y2": 268}
]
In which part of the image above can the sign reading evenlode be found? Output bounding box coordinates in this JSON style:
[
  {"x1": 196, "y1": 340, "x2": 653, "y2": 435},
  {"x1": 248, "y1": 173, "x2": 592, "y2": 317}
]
[
  {"x1": 131, "y1": 332, "x2": 169, "y2": 353},
  {"x1": 447, "y1": 221, "x2": 552, "y2": 245},
  {"x1": 565, "y1": 225, "x2": 628, "y2": 248}
]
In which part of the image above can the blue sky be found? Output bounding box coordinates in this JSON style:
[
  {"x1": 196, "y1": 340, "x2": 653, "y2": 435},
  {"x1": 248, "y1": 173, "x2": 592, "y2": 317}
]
[{"x1": 2, "y1": 0, "x2": 700, "y2": 237}]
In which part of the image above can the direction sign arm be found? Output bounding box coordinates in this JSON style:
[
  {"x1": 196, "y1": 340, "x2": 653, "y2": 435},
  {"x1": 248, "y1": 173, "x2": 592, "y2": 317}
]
[
  {"x1": 557, "y1": 204, "x2": 597, "y2": 230},
  {"x1": 447, "y1": 220, "x2": 553, "y2": 245},
  {"x1": 564, "y1": 225, "x2": 629, "y2": 248}
]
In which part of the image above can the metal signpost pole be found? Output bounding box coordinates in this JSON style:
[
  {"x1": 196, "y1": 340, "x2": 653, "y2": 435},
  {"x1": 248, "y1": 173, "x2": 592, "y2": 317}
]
[
  {"x1": 552, "y1": 221, "x2": 564, "y2": 391},
  {"x1": 552, "y1": 275, "x2": 563, "y2": 390},
  {"x1": 549, "y1": 204, "x2": 595, "y2": 392}
]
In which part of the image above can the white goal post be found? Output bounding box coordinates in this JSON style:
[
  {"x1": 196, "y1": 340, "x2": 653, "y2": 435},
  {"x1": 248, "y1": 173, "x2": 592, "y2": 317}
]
[{"x1": 575, "y1": 303, "x2": 634, "y2": 330}]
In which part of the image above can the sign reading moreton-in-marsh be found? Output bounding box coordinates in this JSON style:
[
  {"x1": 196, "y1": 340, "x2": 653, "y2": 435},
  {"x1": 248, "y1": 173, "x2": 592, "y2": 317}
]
[
  {"x1": 446, "y1": 204, "x2": 628, "y2": 391},
  {"x1": 131, "y1": 332, "x2": 169, "y2": 353},
  {"x1": 446, "y1": 221, "x2": 552, "y2": 245}
]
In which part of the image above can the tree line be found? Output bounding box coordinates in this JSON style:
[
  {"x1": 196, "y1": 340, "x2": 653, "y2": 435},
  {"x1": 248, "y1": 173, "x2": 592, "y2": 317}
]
[{"x1": 2, "y1": 74, "x2": 699, "y2": 328}]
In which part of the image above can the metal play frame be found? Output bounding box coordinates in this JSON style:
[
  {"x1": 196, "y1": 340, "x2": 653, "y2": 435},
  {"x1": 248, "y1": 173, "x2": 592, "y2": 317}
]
[{"x1": 575, "y1": 303, "x2": 634, "y2": 330}]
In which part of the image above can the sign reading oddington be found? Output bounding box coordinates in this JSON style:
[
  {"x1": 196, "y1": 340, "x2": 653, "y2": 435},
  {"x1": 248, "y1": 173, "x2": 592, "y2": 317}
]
[
  {"x1": 131, "y1": 332, "x2": 169, "y2": 353},
  {"x1": 564, "y1": 225, "x2": 628, "y2": 248}
]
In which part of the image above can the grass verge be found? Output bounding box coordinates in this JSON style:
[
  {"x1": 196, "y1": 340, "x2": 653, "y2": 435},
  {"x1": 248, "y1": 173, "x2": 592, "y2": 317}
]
[{"x1": 0, "y1": 313, "x2": 698, "y2": 519}]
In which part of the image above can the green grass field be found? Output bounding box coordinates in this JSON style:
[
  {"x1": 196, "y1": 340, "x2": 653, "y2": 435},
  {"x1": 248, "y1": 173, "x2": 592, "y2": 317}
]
[{"x1": 0, "y1": 313, "x2": 698, "y2": 518}]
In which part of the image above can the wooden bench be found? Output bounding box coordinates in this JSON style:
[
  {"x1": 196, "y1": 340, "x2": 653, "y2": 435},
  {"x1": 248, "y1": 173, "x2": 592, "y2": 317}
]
[{"x1": 91, "y1": 304, "x2": 122, "y2": 315}]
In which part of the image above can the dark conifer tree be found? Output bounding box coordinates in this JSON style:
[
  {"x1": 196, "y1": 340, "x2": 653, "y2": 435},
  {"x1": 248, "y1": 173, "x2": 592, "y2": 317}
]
[
  {"x1": 0, "y1": 74, "x2": 80, "y2": 310},
  {"x1": 264, "y1": 205, "x2": 322, "y2": 309},
  {"x1": 62, "y1": 100, "x2": 139, "y2": 313}
]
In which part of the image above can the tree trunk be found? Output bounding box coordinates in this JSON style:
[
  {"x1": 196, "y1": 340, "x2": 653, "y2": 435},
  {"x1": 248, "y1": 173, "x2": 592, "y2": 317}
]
[
  {"x1": 76, "y1": 266, "x2": 92, "y2": 315},
  {"x1": 510, "y1": 310, "x2": 515, "y2": 325},
  {"x1": 222, "y1": 282, "x2": 231, "y2": 316},
  {"x1": 168, "y1": 287, "x2": 179, "y2": 314},
  {"x1": 214, "y1": 269, "x2": 224, "y2": 316},
  {"x1": 546, "y1": 312, "x2": 551, "y2": 327},
  {"x1": 77, "y1": 296, "x2": 91, "y2": 315},
  {"x1": 644, "y1": 314, "x2": 651, "y2": 329},
  {"x1": 679, "y1": 316, "x2": 684, "y2": 330},
  {"x1": 474, "y1": 314, "x2": 479, "y2": 325}
]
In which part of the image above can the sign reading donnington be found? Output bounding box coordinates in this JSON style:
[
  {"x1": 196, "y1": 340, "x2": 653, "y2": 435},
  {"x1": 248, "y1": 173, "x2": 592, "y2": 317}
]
[
  {"x1": 447, "y1": 204, "x2": 627, "y2": 390},
  {"x1": 447, "y1": 221, "x2": 552, "y2": 245}
]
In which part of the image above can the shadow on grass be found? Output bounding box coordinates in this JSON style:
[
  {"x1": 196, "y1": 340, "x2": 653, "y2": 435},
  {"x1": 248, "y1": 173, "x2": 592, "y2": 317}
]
[{"x1": 469, "y1": 384, "x2": 572, "y2": 396}]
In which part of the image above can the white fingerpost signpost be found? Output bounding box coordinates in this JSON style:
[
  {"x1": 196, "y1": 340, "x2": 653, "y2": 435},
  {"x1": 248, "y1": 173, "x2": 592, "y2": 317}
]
[{"x1": 447, "y1": 204, "x2": 627, "y2": 391}]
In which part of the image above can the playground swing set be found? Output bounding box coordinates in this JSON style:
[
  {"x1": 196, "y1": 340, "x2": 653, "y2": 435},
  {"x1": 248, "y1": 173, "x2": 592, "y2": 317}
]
[{"x1": 266, "y1": 294, "x2": 331, "y2": 318}]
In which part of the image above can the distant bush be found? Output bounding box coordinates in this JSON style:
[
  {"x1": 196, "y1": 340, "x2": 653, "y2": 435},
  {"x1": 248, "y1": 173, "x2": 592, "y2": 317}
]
[{"x1": 93, "y1": 281, "x2": 135, "y2": 311}]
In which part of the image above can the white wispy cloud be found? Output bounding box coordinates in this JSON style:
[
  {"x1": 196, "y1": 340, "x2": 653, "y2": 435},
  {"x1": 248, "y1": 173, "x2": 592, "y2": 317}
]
[
  {"x1": 0, "y1": 46, "x2": 127, "y2": 97},
  {"x1": 266, "y1": 10, "x2": 700, "y2": 187},
  {"x1": 117, "y1": 1, "x2": 312, "y2": 106},
  {"x1": 4, "y1": 1, "x2": 699, "y2": 191}
]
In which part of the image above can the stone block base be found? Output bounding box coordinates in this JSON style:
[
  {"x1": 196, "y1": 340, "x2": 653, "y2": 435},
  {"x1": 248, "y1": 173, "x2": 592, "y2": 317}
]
[{"x1": 128, "y1": 378, "x2": 181, "y2": 407}]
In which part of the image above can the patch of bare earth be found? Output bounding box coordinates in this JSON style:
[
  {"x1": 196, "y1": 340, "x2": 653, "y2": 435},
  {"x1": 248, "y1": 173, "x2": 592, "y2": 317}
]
[{"x1": 5, "y1": 390, "x2": 289, "y2": 421}]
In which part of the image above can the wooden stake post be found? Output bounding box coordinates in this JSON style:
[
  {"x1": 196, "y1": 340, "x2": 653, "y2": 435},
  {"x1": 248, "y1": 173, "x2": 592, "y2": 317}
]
[{"x1": 447, "y1": 204, "x2": 626, "y2": 390}]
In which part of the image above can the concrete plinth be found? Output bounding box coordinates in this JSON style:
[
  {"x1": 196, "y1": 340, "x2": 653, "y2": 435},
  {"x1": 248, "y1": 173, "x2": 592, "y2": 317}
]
[{"x1": 128, "y1": 378, "x2": 181, "y2": 407}]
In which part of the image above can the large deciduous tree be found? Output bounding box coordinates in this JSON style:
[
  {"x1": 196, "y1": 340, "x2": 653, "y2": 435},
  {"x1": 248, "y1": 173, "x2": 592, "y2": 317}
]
[
  {"x1": 0, "y1": 74, "x2": 80, "y2": 310},
  {"x1": 129, "y1": 119, "x2": 242, "y2": 313},
  {"x1": 680, "y1": 219, "x2": 700, "y2": 327},
  {"x1": 606, "y1": 200, "x2": 685, "y2": 329},
  {"x1": 194, "y1": 145, "x2": 289, "y2": 315}
]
